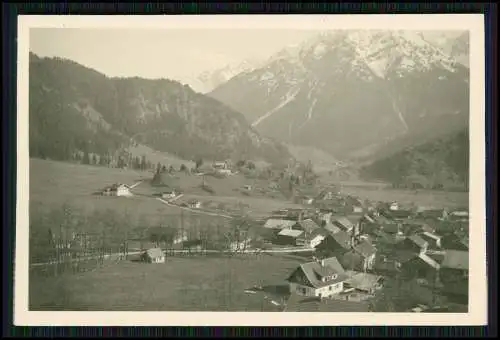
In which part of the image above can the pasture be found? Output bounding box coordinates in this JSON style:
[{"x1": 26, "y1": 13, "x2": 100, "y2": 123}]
[{"x1": 29, "y1": 253, "x2": 301, "y2": 311}]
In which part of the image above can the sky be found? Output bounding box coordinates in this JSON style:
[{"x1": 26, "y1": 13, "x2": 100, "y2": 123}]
[{"x1": 29, "y1": 28, "x2": 322, "y2": 91}]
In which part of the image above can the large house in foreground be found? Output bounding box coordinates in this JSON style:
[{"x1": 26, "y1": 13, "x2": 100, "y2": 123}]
[{"x1": 286, "y1": 257, "x2": 348, "y2": 298}]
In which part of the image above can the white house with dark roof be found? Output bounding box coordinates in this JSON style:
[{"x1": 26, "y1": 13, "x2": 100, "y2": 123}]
[
  {"x1": 102, "y1": 183, "x2": 131, "y2": 197},
  {"x1": 141, "y1": 248, "x2": 165, "y2": 264},
  {"x1": 296, "y1": 228, "x2": 329, "y2": 249},
  {"x1": 286, "y1": 257, "x2": 348, "y2": 298},
  {"x1": 276, "y1": 228, "x2": 304, "y2": 245}
]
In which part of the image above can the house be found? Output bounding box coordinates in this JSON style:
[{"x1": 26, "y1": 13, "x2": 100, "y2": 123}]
[
  {"x1": 420, "y1": 232, "x2": 442, "y2": 249},
  {"x1": 332, "y1": 217, "x2": 355, "y2": 233},
  {"x1": 263, "y1": 218, "x2": 297, "y2": 230},
  {"x1": 384, "y1": 209, "x2": 414, "y2": 220},
  {"x1": 400, "y1": 252, "x2": 441, "y2": 282},
  {"x1": 440, "y1": 250, "x2": 469, "y2": 280},
  {"x1": 359, "y1": 214, "x2": 382, "y2": 236},
  {"x1": 344, "y1": 196, "x2": 364, "y2": 214},
  {"x1": 400, "y1": 235, "x2": 429, "y2": 254},
  {"x1": 438, "y1": 250, "x2": 469, "y2": 301},
  {"x1": 441, "y1": 233, "x2": 469, "y2": 251},
  {"x1": 344, "y1": 271, "x2": 384, "y2": 295},
  {"x1": 318, "y1": 211, "x2": 333, "y2": 225},
  {"x1": 283, "y1": 293, "x2": 370, "y2": 312},
  {"x1": 228, "y1": 238, "x2": 252, "y2": 252},
  {"x1": 417, "y1": 208, "x2": 448, "y2": 220},
  {"x1": 294, "y1": 219, "x2": 320, "y2": 233},
  {"x1": 373, "y1": 229, "x2": 399, "y2": 247},
  {"x1": 172, "y1": 230, "x2": 189, "y2": 245},
  {"x1": 216, "y1": 169, "x2": 233, "y2": 176},
  {"x1": 389, "y1": 202, "x2": 399, "y2": 211},
  {"x1": 141, "y1": 248, "x2": 165, "y2": 263},
  {"x1": 402, "y1": 222, "x2": 435, "y2": 236},
  {"x1": 323, "y1": 221, "x2": 342, "y2": 235},
  {"x1": 243, "y1": 185, "x2": 252, "y2": 191},
  {"x1": 316, "y1": 230, "x2": 353, "y2": 257},
  {"x1": 276, "y1": 229, "x2": 304, "y2": 246},
  {"x1": 448, "y1": 210, "x2": 469, "y2": 221},
  {"x1": 286, "y1": 257, "x2": 348, "y2": 298},
  {"x1": 188, "y1": 199, "x2": 201, "y2": 209},
  {"x1": 296, "y1": 228, "x2": 329, "y2": 249},
  {"x1": 301, "y1": 196, "x2": 315, "y2": 205},
  {"x1": 161, "y1": 190, "x2": 178, "y2": 199},
  {"x1": 382, "y1": 221, "x2": 403, "y2": 235},
  {"x1": 341, "y1": 240, "x2": 377, "y2": 272},
  {"x1": 102, "y1": 183, "x2": 131, "y2": 197},
  {"x1": 213, "y1": 161, "x2": 229, "y2": 170},
  {"x1": 373, "y1": 255, "x2": 403, "y2": 276}
]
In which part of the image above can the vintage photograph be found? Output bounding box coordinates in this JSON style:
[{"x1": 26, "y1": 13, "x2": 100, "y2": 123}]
[{"x1": 16, "y1": 15, "x2": 487, "y2": 326}]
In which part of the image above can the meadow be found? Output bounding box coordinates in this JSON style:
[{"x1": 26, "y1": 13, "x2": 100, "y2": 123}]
[{"x1": 29, "y1": 253, "x2": 301, "y2": 311}]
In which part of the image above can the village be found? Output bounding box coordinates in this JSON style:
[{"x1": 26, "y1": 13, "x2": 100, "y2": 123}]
[{"x1": 79, "y1": 157, "x2": 471, "y2": 313}]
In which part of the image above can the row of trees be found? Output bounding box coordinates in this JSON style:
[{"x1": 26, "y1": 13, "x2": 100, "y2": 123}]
[{"x1": 30, "y1": 203, "x2": 254, "y2": 266}]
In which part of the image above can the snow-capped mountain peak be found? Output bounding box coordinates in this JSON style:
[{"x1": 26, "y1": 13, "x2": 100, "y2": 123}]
[
  {"x1": 208, "y1": 29, "x2": 469, "y2": 161},
  {"x1": 196, "y1": 58, "x2": 263, "y2": 93}
]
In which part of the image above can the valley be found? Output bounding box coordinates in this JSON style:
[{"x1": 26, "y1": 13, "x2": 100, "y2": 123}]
[{"x1": 27, "y1": 27, "x2": 472, "y2": 314}]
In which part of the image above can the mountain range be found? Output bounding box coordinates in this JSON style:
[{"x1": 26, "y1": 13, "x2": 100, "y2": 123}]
[
  {"x1": 28, "y1": 53, "x2": 291, "y2": 166},
  {"x1": 208, "y1": 30, "x2": 470, "y2": 163}
]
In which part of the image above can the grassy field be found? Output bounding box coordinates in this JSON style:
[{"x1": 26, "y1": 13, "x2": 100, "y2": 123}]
[
  {"x1": 131, "y1": 169, "x2": 304, "y2": 218},
  {"x1": 28, "y1": 159, "x2": 233, "y2": 255},
  {"x1": 29, "y1": 253, "x2": 301, "y2": 311},
  {"x1": 29, "y1": 159, "x2": 235, "y2": 219}
]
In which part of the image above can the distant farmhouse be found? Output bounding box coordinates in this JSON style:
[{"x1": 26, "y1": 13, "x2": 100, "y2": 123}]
[
  {"x1": 141, "y1": 248, "x2": 165, "y2": 264},
  {"x1": 161, "y1": 189, "x2": 179, "y2": 200},
  {"x1": 101, "y1": 183, "x2": 131, "y2": 197}
]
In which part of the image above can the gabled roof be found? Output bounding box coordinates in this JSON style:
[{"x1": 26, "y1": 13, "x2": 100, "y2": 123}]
[
  {"x1": 278, "y1": 229, "x2": 303, "y2": 238},
  {"x1": 421, "y1": 232, "x2": 442, "y2": 241},
  {"x1": 263, "y1": 219, "x2": 297, "y2": 229},
  {"x1": 417, "y1": 252, "x2": 441, "y2": 269},
  {"x1": 333, "y1": 217, "x2": 354, "y2": 230},
  {"x1": 345, "y1": 271, "x2": 383, "y2": 292},
  {"x1": 362, "y1": 214, "x2": 376, "y2": 224},
  {"x1": 330, "y1": 230, "x2": 353, "y2": 250},
  {"x1": 353, "y1": 240, "x2": 377, "y2": 258},
  {"x1": 441, "y1": 250, "x2": 469, "y2": 270},
  {"x1": 408, "y1": 234, "x2": 428, "y2": 248},
  {"x1": 288, "y1": 257, "x2": 347, "y2": 289},
  {"x1": 295, "y1": 219, "x2": 320, "y2": 233},
  {"x1": 323, "y1": 222, "x2": 342, "y2": 235},
  {"x1": 383, "y1": 223, "x2": 400, "y2": 234}
]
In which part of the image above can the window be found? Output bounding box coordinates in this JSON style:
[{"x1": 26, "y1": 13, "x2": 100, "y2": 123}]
[
  {"x1": 329, "y1": 286, "x2": 332, "y2": 291},
  {"x1": 302, "y1": 287, "x2": 307, "y2": 295}
]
